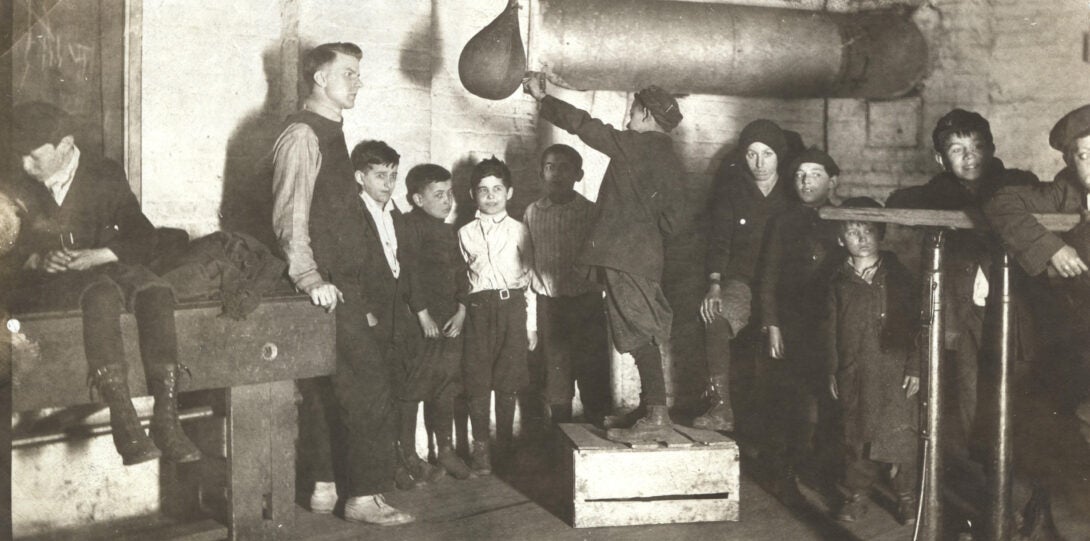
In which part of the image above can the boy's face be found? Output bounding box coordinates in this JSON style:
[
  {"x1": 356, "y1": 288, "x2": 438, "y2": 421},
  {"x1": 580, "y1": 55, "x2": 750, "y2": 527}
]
[
  {"x1": 356, "y1": 163, "x2": 398, "y2": 204},
  {"x1": 1071, "y1": 135, "x2": 1090, "y2": 192},
  {"x1": 936, "y1": 132, "x2": 993, "y2": 182},
  {"x1": 473, "y1": 175, "x2": 512, "y2": 216},
  {"x1": 413, "y1": 179, "x2": 453, "y2": 220},
  {"x1": 541, "y1": 151, "x2": 583, "y2": 199},
  {"x1": 745, "y1": 142, "x2": 778, "y2": 182},
  {"x1": 316, "y1": 52, "x2": 363, "y2": 111},
  {"x1": 839, "y1": 222, "x2": 880, "y2": 259},
  {"x1": 21, "y1": 137, "x2": 73, "y2": 183},
  {"x1": 794, "y1": 163, "x2": 836, "y2": 206}
]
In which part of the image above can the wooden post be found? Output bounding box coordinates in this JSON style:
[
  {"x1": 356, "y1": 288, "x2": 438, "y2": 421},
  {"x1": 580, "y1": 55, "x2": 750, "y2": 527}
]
[
  {"x1": 921, "y1": 230, "x2": 946, "y2": 541},
  {"x1": 989, "y1": 253, "x2": 1014, "y2": 541}
]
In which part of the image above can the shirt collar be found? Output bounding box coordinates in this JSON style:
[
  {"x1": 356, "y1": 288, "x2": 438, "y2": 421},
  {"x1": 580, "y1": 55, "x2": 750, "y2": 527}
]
[
  {"x1": 475, "y1": 209, "x2": 508, "y2": 223},
  {"x1": 303, "y1": 99, "x2": 343, "y2": 122},
  {"x1": 360, "y1": 191, "x2": 394, "y2": 214},
  {"x1": 46, "y1": 146, "x2": 80, "y2": 204}
]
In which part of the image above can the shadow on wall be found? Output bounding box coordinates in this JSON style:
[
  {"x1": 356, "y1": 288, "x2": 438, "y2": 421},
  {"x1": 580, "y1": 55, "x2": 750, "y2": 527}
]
[{"x1": 218, "y1": 46, "x2": 288, "y2": 250}]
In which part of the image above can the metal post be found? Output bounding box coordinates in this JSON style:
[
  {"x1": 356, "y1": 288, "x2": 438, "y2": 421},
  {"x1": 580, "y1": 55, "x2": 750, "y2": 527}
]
[
  {"x1": 921, "y1": 230, "x2": 946, "y2": 541},
  {"x1": 990, "y1": 253, "x2": 1014, "y2": 540}
]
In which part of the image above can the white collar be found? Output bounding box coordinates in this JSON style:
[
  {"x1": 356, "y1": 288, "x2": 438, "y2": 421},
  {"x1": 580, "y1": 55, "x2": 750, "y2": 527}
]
[
  {"x1": 360, "y1": 191, "x2": 394, "y2": 214},
  {"x1": 475, "y1": 210, "x2": 508, "y2": 223},
  {"x1": 45, "y1": 146, "x2": 80, "y2": 205}
]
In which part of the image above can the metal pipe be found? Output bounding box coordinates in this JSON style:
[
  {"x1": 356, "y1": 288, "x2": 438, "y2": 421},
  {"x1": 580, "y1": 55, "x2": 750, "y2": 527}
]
[
  {"x1": 527, "y1": 0, "x2": 927, "y2": 98},
  {"x1": 12, "y1": 406, "x2": 216, "y2": 449},
  {"x1": 921, "y1": 230, "x2": 946, "y2": 541},
  {"x1": 990, "y1": 253, "x2": 1014, "y2": 540}
]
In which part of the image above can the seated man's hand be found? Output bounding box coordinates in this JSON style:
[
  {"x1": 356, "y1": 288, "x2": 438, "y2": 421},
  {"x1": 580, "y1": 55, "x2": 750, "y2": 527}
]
[
  {"x1": 38, "y1": 250, "x2": 72, "y2": 273},
  {"x1": 417, "y1": 309, "x2": 441, "y2": 339},
  {"x1": 442, "y1": 305, "x2": 466, "y2": 338},
  {"x1": 1049, "y1": 245, "x2": 1088, "y2": 278},
  {"x1": 63, "y1": 248, "x2": 118, "y2": 271},
  {"x1": 902, "y1": 375, "x2": 920, "y2": 398},
  {"x1": 767, "y1": 326, "x2": 785, "y2": 359},
  {"x1": 700, "y1": 284, "x2": 723, "y2": 325},
  {"x1": 306, "y1": 282, "x2": 344, "y2": 312}
]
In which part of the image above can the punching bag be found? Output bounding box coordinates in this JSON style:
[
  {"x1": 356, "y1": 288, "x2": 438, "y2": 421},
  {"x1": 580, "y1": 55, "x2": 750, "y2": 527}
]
[{"x1": 458, "y1": 0, "x2": 527, "y2": 101}]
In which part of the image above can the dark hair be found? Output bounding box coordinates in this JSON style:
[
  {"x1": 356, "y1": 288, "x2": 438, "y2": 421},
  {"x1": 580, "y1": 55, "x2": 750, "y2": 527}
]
[
  {"x1": 470, "y1": 156, "x2": 512, "y2": 189},
  {"x1": 541, "y1": 144, "x2": 583, "y2": 170},
  {"x1": 13, "y1": 101, "x2": 74, "y2": 154},
  {"x1": 350, "y1": 140, "x2": 400, "y2": 172},
  {"x1": 302, "y1": 42, "x2": 362, "y2": 91},
  {"x1": 838, "y1": 196, "x2": 886, "y2": 239},
  {"x1": 406, "y1": 164, "x2": 452, "y2": 198},
  {"x1": 932, "y1": 109, "x2": 994, "y2": 153}
]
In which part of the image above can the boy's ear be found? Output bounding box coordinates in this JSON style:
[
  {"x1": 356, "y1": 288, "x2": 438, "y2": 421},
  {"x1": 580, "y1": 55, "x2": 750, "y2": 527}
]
[
  {"x1": 506, "y1": 187, "x2": 514, "y2": 199},
  {"x1": 411, "y1": 192, "x2": 424, "y2": 207},
  {"x1": 313, "y1": 69, "x2": 327, "y2": 89},
  {"x1": 933, "y1": 150, "x2": 947, "y2": 170},
  {"x1": 829, "y1": 175, "x2": 839, "y2": 188},
  {"x1": 837, "y1": 236, "x2": 845, "y2": 248},
  {"x1": 353, "y1": 170, "x2": 365, "y2": 185}
]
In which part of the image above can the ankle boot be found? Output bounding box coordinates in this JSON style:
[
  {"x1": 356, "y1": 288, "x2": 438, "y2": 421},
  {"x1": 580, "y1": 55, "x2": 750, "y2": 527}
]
[
  {"x1": 399, "y1": 441, "x2": 444, "y2": 485},
  {"x1": 90, "y1": 364, "x2": 161, "y2": 465},
  {"x1": 437, "y1": 436, "x2": 472, "y2": 480},
  {"x1": 606, "y1": 405, "x2": 672, "y2": 442},
  {"x1": 146, "y1": 364, "x2": 202, "y2": 463},
  {"x1": 896, "y1": 492, "x2": 917, "y2": 525},
  {"x1": 692, "y1": 375, "x2": 734, "y2": 431}
]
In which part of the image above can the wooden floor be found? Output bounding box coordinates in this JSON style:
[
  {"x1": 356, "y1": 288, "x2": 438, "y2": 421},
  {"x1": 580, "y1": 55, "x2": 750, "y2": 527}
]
[{"x1": 295, "y1": 456, "x2": 919, "y2": 541}]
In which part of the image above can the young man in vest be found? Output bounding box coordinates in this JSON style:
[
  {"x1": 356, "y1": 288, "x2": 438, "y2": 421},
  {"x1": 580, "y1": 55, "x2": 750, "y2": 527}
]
[{"x1": 270, "y1": 42, "x2": 412, "y2": 526}]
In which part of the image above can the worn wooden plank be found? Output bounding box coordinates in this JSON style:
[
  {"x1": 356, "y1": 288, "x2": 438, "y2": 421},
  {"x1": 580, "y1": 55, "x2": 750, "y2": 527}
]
[
  {"x1": 573, "y1": 498, "x2": 740, "y2": 528},
  {"x1": 659, "y1": 428, "x2": 695, "y2": 448},
  {"x1": 267, "y1": 379, "x2": 297, "y2": 537},
  {"x1": 226, "y1": 383, "x2": 272, "y2": 541},
  {"x1": 574, "y1": 447, "x2": 739, "y2": 500},
  {"x1": 560, "y1": 423, "x2": 626, "y2": 450},
  {"x1": 11, "y1": 295, "x2": 335, "y2": 411},
  {"x1": 819, "y1": 207, "x2": 1080, "y2": 232},
  {"x1": 673, "y1": 425, "x2": 738, "y2": 448}
]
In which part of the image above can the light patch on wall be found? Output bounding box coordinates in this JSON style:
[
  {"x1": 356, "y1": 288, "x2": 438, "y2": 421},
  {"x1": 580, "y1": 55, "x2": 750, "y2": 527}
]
[{"x1": 866, "y1": 98, "x2": 922, "y2": 149}]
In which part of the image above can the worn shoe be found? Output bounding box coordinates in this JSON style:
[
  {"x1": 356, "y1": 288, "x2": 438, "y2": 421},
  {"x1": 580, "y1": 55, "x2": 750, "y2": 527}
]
[
  {"x1": 438, "y1": 445, "x2": 472, "y2": 480},
  {"x1": 402, "y1": 449, "x2": 445, "y2": 485},
  {"x1": 692, "y1": 376, "x2": 734, "y2": 431},
  {"x1": 146, "y1": 363, "x2": 202, "y2": 463},
  {"x1": 343, "y1": 494, "x2": 415, "y2": 526},
  {"x1": 606, "y1": 405, "x2": 672, "y2": 442},
  {"x1": 896, "y1": 493, "x2": 917, "y2": 526},
  {"x1": 469, "y1": 441, "x2": 492, "y2": 475},
  {"x1": 309, "y1": 481, "x2": 338, "y2": 514},
  {"x1": 90, "y1": 364, "x2": 161, "y2": 466},
  {"x1": 835, "y1": 493, "x2": 868, "y2": 522},
  {"x1": 394, "y1": 465, "x2": 417, "y2": 490}
]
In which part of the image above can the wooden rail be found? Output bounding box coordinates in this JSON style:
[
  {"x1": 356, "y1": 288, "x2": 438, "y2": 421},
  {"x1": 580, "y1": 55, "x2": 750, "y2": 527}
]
[{"x1": 819, "y1": 207, "x2": 1080, "y2": 232}]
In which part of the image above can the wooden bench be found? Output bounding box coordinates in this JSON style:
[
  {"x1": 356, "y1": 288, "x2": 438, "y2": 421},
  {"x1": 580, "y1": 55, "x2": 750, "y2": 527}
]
[
  {"x1": 559, "y1": 423, "x2": 740, "y2": 528},
  {"x1": 8, "y1": 294, "x2": 335, "y2": 540}
]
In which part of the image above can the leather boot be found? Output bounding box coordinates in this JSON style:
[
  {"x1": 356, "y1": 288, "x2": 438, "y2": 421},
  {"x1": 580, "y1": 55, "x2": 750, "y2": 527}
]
[
  {"x1": 835, "y1": 492, "x2": 868, "y2": 522},
  {"x1": 469, "y1": 440, "x2": 492, "y2": 475},
  {"x1": 896, "y1": 492, "x2": 917, "y2": 526},
  {"x1": 399, "y1": 441, "x2": 445, "y2": 485},
  {"x1": 692, "y1": 375, "x2": 734, "y2": 431},
  {"x1": 146, "y1": 364, "x2": 202, "y2": 463},
  {"x1": 437, "y1": 436, "x2": 472, "y2": 480},
  {"x1": 90, "y1": 364, "x2": 161, "y2": 465},
  {"x1": 606, "y1": 405, "x2": 672, "y2": 442}
]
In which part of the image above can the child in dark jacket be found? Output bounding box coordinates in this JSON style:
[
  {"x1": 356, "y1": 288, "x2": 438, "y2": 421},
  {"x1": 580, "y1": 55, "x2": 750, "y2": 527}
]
[
  {"x1": 827, "y1": 198, "x2": 920, "y2": 525},
  {"x1": 399, "y1": 164, "x2": 472, "y2": 481}
]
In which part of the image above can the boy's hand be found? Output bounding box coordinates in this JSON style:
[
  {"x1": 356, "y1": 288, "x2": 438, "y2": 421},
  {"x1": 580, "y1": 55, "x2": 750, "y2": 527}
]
[
  {"x1": 768, "y1": 325, "x2": 785, "y2": 359},
  {"x1": 522, "y1": 71, "x2": 547, "y2": 101},
  {"x1": 700, "y1": 284, "x2": 723, "y2": 325},
  {"x1": 417, "y1": 309, "x2": 441, "y2": 339},
  {"x1": 828, "y1": 376, "x2": 839, "y2": 400},
  {"x1": 37, "y1": 250, "x2": 71, "y2": 273},
  {"x1": 442, "y1": 305, "x2": 466, "y2": 338},
  {"x1": 528, "y1": 330, "x2": 538, "y2": 351},
  {"x1": 1050, "y1": 245, "x2": 1088, "y2": 278},
  {"x1": 306, "y1": 282, "x2": 344, "y2": 312},
  {"x1": 902, "y1": 375, "x2": 920, "y2": 398},
  {"x1": 64, "y1": 248, "x2": 118, "y2": 271}
]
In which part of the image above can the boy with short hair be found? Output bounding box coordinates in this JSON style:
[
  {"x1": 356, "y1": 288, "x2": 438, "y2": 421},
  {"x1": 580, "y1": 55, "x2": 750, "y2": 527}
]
[
  {"x1": 758, "y1": 147, "x2": 843, "y2": 505},
  {"x1": 886, "y1": 109, "x2": 1038, "y2": 459},
  {"x1": 523, "y1": 72, "x2": 684, "y2": 439},
  {"x1": 826, "y1": 198, "x2": 920, "y2": 525},
  {"x1": 524, "y1": 144, "x2": 610, "y2": 428},
  {"x1": 399, "y1": 163, "x2": 472, "y2": 480},
  {"x1": 458, "y1": 157, "x2": 537, "y2": 475}
]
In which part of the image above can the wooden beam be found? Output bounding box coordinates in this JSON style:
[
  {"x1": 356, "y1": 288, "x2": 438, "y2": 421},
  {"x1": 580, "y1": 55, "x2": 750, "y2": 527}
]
[{"x1": 820, "y1": 207, "x2": 1081, "y2": 232}]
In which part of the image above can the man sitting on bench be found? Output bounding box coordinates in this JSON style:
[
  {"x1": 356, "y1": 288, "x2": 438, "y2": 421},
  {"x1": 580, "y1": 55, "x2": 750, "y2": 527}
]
[{"x1": 3, "y1": 101, "x2": 200, "y2": 466}]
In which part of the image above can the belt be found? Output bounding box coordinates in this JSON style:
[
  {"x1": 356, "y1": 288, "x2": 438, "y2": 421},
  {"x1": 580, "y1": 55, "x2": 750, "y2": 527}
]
[{"x1": 469, "y1": 287, "x2": 525, "y2": 301}]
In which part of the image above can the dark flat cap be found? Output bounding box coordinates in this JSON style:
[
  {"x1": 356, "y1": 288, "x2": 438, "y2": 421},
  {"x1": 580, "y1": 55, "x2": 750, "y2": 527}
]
[
  {"x1": 1049, "y1": 104, "x2": 1090, "y2": 152},
  {"x1": 12, "y1": 101, "x2": 72, "y2": 155},
  {"x1": 738, "y1": 119, "x2": 787, "y2": 158},
  {"x1": 635, "y1": 85, "x2": 682, "y2": 131},
  {"x1": 932, "y1": 108, "x2": 993, "y2": 151},
  {"x1": 790, "y1": 146, "x2": 840, "y2": 177}
]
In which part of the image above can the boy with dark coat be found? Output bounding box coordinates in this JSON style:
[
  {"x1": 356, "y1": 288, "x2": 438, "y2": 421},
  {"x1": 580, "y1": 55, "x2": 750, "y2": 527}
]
[
  {"x1": 523, "y1": 72, "x2": 685, "y2": 438},
  {"x1": 827, "y1": 198, "x2": 920, "y2": 525},
  {"x1": 885, "y1": 109, "x2": 1039, "y2": 459},
  {"x1": 6, "y1": 101, "x2": 200, "y2": 466},
  {"x1": 758, "y1": 147, "x2": 843, "y2": 504}
]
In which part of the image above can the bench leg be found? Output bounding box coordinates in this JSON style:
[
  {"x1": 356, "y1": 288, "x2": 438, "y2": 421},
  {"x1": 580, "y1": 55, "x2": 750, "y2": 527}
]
[{"x1": 226, "y1": 381, "x2": 297, "y2": 540}]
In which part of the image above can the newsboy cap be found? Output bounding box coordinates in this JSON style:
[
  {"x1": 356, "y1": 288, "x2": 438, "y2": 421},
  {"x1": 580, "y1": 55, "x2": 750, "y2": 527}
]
[
  {"x1": 635, "y1": 85, "x2": 683, "y2": 131},
  {"x1": 1050, "y1": 104, "x2": 1090, "y2": 152},
  {"x1": 790, "y1": 146, "x2": 840, "y2": 177}
]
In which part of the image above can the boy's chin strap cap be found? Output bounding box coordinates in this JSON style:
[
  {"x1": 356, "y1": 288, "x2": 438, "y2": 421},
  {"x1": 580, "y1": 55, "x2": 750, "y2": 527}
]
[{"x1": 1050, "y1": 104, "x2": 1090, "y2": 152}]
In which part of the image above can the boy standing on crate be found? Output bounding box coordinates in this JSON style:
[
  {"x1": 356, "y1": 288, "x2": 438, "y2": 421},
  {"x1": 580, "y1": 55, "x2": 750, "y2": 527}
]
[
  {"x1": 826, "y1": 198, "x2": 920, "y2": 525},
  {"x1": 458, "y1": 157, "x2": 537, "y2": 475},
  {"x1": 523, "y1": 72, "x2": 684, "y2": 439}
]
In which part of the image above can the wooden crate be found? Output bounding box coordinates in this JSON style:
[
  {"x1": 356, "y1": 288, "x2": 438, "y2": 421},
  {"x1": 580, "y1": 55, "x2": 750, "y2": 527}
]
[{"x1": 560, "y1": 423, "x2": 740, "y2": 528}]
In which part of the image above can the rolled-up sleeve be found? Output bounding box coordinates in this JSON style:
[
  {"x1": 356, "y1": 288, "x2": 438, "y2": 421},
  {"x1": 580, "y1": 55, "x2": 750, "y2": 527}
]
[{"x1": 271, "y1": 123, "x2": 324, "y2": 291}]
